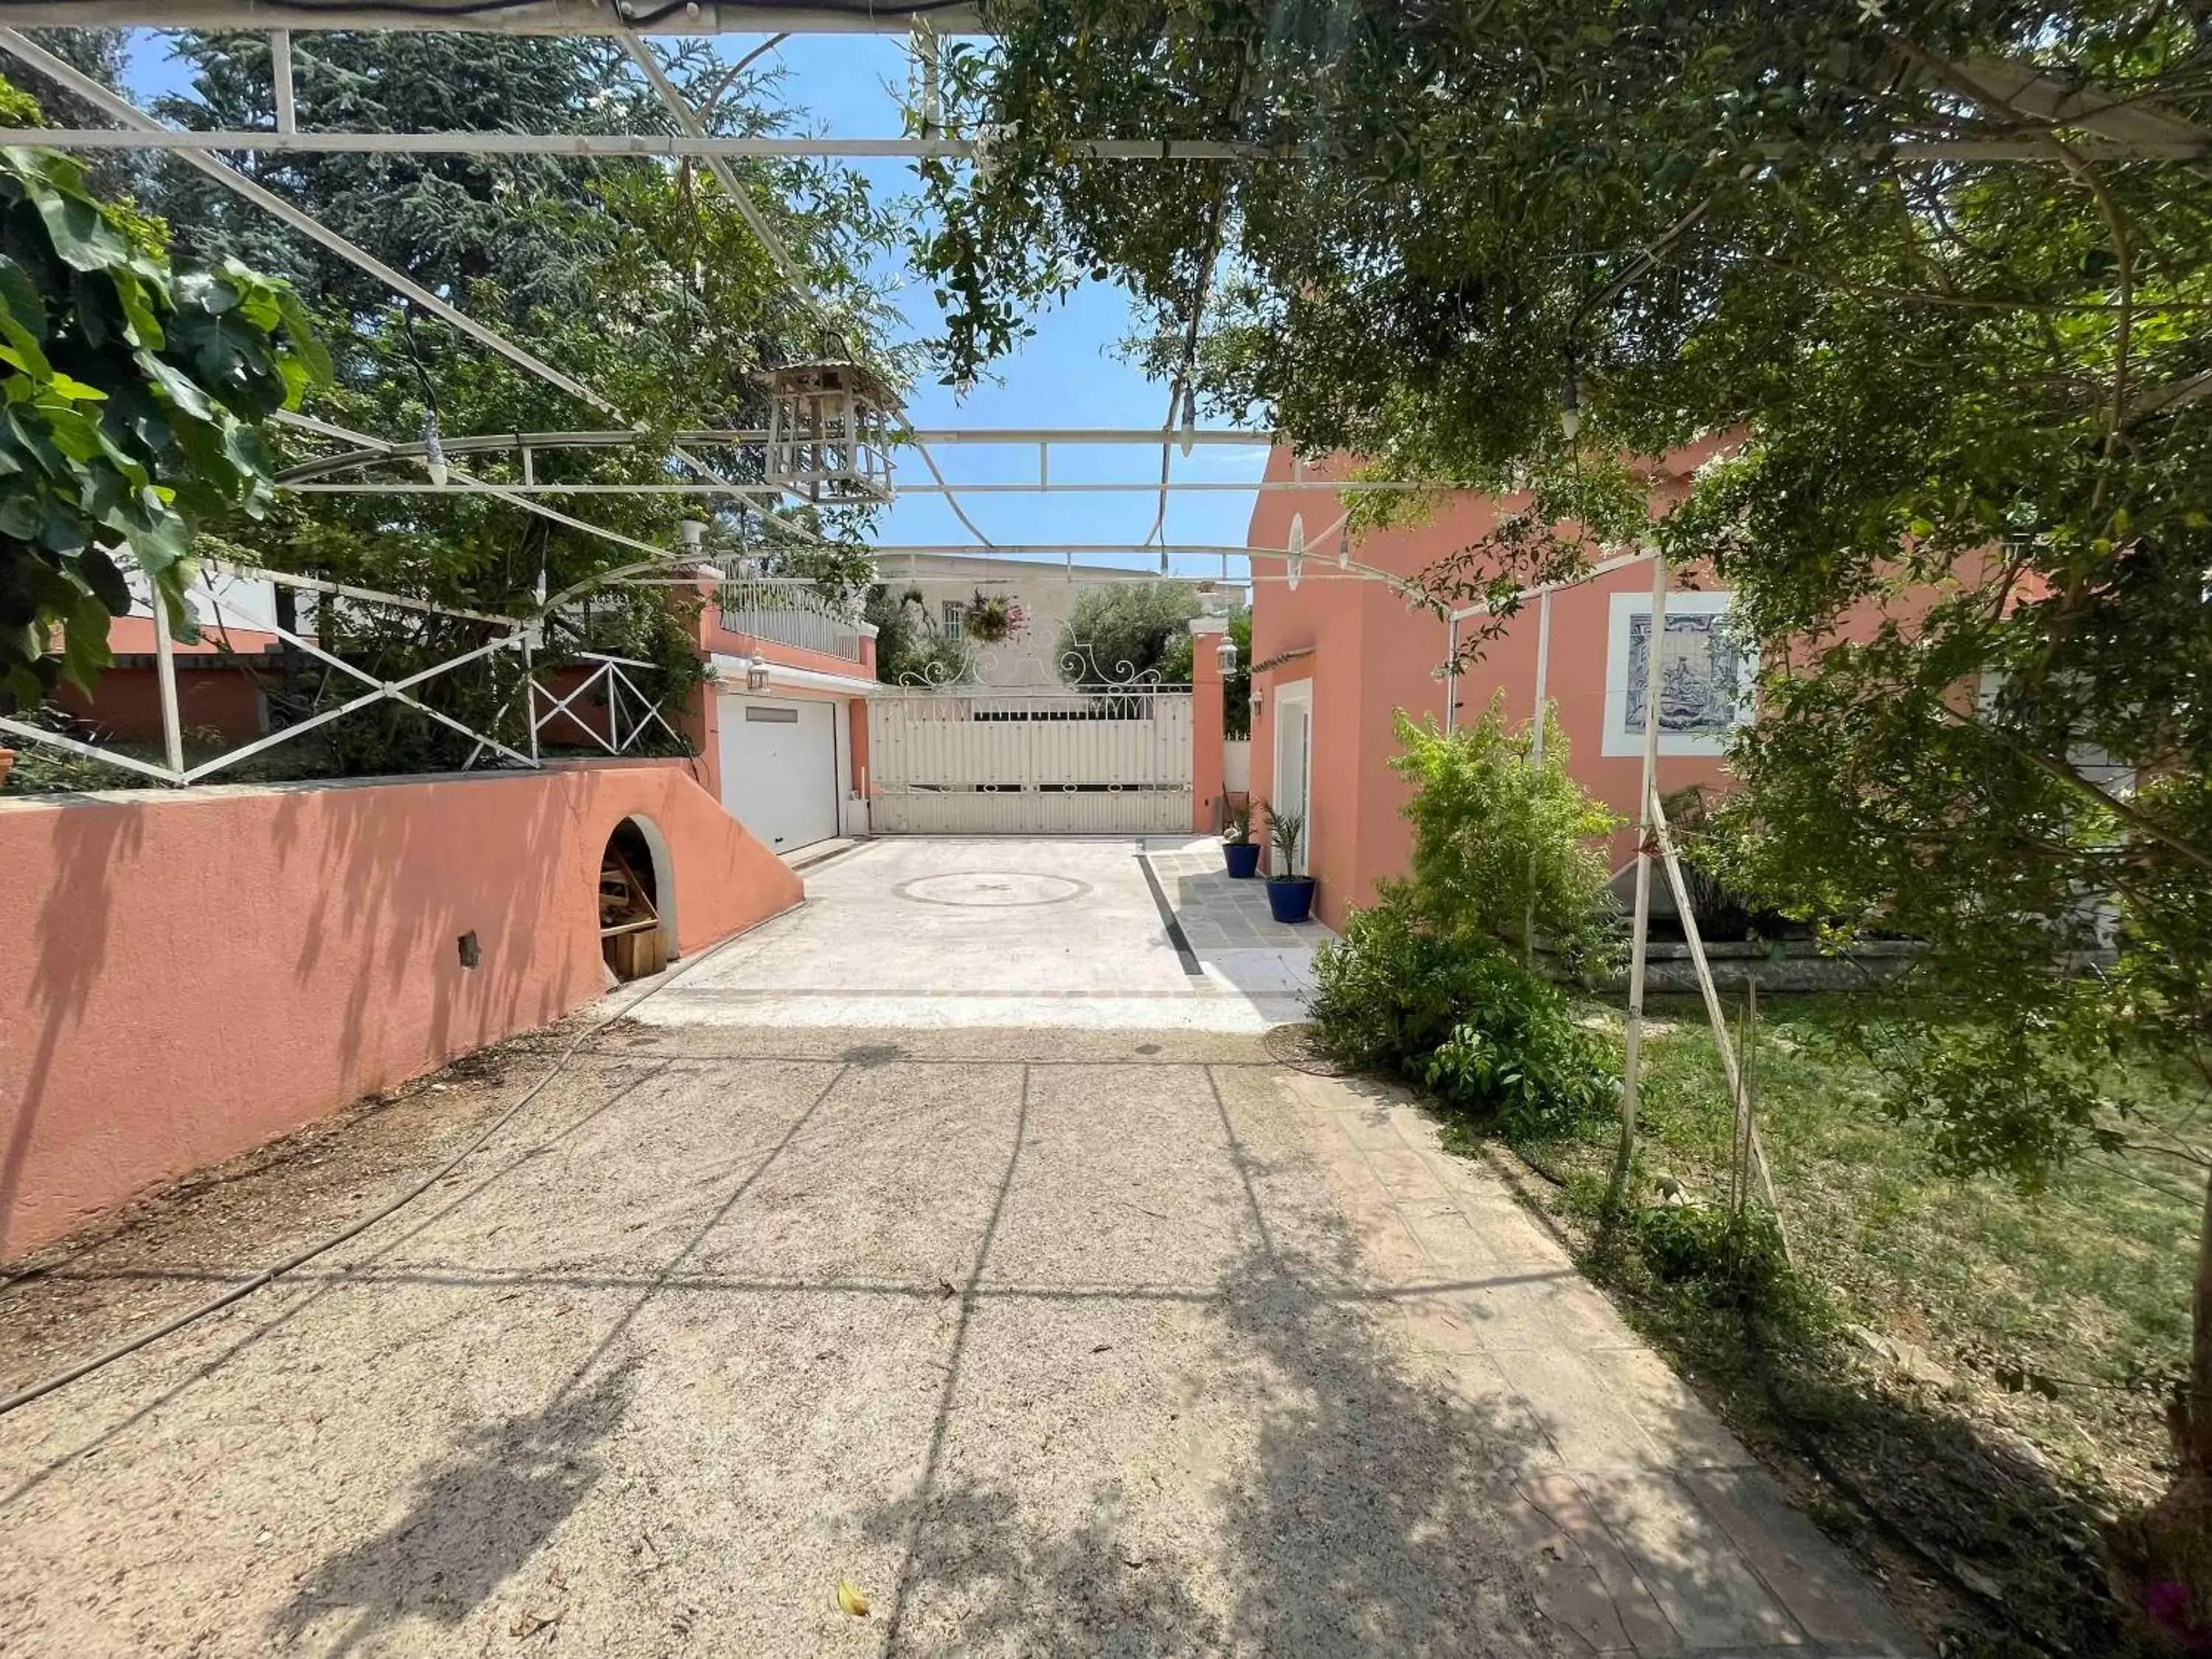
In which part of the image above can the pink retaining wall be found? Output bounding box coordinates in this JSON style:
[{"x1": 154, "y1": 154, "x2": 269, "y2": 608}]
[{"x1": 0, "y1": 759, "x2": 801, "y2": 1260}]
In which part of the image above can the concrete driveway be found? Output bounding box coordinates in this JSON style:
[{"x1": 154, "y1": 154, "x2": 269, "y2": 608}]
[
  {"x1": 0, "y1": 838, "x2": 1921, "y2": 1657},
  {"x1": 641, "y1": 836, "x2": 1320, "y2": 1032}
]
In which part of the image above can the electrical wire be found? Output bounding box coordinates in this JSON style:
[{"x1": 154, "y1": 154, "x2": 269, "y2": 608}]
[{"x1": 0, "y1": 908, "x2": 792, "y2": 1421}]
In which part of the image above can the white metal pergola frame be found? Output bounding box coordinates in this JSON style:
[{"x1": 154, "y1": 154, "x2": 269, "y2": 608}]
[{"x1": 0, "y1": 18, "x2": 1422, "y2": 796}]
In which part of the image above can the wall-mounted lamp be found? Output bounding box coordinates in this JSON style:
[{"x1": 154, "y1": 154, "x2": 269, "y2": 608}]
[
  {"x1": 680, "y1": 517, "x2": 706, "y2": 552},
  {"x1": 1251, "y1": 685, "x2": 1265, "y2": 715},
  {"x1": 745, "y1": 654, "x2": 771, "y2": 692},
  {"x1": 1215, "y1": 634, "x2": 1239, "y2": 676}
]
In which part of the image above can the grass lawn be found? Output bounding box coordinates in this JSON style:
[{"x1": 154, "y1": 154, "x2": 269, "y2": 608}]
[{"x1": 1468, "y1": 992, "x2": 2203, "y2": 1659}]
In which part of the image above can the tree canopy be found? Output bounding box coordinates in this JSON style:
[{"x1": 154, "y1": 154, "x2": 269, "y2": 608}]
[
  {"x1": 1054, "y1": 578, "x2": 1199, "y2": 684},
  {"x1": 920, "y1": 3, "x2": 2211, "y2": 1625}
]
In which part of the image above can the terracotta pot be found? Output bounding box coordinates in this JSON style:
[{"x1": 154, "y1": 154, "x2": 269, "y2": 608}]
[{"x1": 0, "y1": 748, "x2": 13, "y2": 790}]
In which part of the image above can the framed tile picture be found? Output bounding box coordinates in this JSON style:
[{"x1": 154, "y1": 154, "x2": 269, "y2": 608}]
[{"x1": 1601, "y1": 589, "x2": 1758, "y2": 757}]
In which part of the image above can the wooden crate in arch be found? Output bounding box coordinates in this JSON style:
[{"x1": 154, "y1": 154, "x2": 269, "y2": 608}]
[{"x1": 599, "y1": 848, "x2": 667, "y2": 981}]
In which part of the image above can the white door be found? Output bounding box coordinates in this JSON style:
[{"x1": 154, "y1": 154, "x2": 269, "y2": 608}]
[
  {"x1": 1271, "y1": 681, "x2": 1312, "y2": 875},
  {"x1": 717, "y1": 695, "x2": 839, "y2": 853}
]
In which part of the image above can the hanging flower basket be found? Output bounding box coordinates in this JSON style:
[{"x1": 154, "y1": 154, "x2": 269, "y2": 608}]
[{"x1": 964, "y1": 590, "x2": 1020, "y2": 644}]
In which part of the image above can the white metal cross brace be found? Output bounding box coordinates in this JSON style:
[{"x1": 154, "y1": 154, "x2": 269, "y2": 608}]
[
  {"x1": 529, "y1": 655, "x2": 687, "y2": 758},
  {"x1": 191, "y1": 610, "x2": 538, "y2": 782},
  {"x1": 0, "y1": 31, "x2": 623, "y2": 421},
  {"x1": 0, "y1": 713, "x2": 183, "y2": 784},
  {"x1": 620, "y1": 30, "x2": 802, "y2": 286}
]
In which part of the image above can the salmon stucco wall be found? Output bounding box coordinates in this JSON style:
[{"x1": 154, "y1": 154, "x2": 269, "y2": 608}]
[
  {"x1": 0, "y1": 759, "x2": 801, "y2": 1261},
  {"x1": 1245, "y1": 443, "x2": 1743, "y2": 927}
]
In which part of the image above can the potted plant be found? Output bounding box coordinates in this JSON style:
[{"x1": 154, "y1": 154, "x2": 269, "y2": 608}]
[
  {"x1": 1262, "y1": 800, "x2": 1317, "y2": 923},
  {"x1": 1222, "y1": 799, "x2": 1260, "y2": 877},
  {"x1": 964, "y1": 590, "x2": 1020, "y2": 644}
]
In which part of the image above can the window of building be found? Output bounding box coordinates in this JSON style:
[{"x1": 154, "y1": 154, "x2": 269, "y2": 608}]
[{"x1": 942, "y1": 599, "x2": 967, "y2": 638}]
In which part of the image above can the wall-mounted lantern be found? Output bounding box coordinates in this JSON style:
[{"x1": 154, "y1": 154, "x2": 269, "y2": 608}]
[{"x1": 745, "y1": 654, "x2": 771, "y2": 692}]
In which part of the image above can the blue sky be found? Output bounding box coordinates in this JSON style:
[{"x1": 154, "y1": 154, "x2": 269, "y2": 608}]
[{"x1": 120, "y1": 27, "x2": 1267, "y2": 577}]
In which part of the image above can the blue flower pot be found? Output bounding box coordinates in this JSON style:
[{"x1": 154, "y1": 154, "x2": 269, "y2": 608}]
[
  {"x1": 1266, "y1": 877, "x2": 1316, "y2": 923},
  {"x1": 1224, "y1": 841, "x2": 1262, "y2": 879}
]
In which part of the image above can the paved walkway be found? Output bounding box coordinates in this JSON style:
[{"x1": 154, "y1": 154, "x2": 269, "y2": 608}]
[
  {"x1": 1294, "y1": 1068, "x2": 1922, "y2": 1657},
  {"x1": 638, "y1": 836, "x2": 1325, "y2": 1032},
  {"x1": 0, "y1": 838, "x2": 1921, "y2": 1656}
]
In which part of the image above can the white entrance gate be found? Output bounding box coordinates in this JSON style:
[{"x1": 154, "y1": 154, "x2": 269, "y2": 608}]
[{"x1": 868, "y1": 686, "x2": 1193, "y2": 833}]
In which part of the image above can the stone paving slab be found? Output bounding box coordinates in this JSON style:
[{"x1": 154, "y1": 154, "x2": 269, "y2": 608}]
[
  {"x1": 1142, "y1": 841, "x2": 1333, "y2": 951},
  {"x1": 1281, "y1": 1068, "x2": 1927, "y2": 1658}
]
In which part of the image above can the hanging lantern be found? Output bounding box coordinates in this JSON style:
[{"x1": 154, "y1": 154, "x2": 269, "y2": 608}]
[
  {"x1": 421, "y1": 411, "x2": 448, "y2": 487},
  {"x1": 760, "y1": 361, "x2": 897, "y2": 504},
  {"x1": 1214, "y1": 633, "x2": 1239, "y2": 676}
]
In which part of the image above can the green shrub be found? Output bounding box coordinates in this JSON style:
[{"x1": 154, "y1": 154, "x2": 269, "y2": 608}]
[
  {"x1": 1391, "y1": 698, "x2": 1623, "y2": 975},
  {"x1": 1308, "y1": 888, "x2": 1489, "y2": 1074},
  {"x1": 1421, "y1": 975, "x2": 1618, "y2": 1138},
  {"x1": 1310, "y1": 891, "x2": 1615, "y2": 1136},
  {"x1": 1634, "y1": 1198, "x2": 1791, "y2": 1304}
]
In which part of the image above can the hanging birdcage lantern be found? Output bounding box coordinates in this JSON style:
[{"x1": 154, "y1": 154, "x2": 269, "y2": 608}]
[{"x1": 759, "y1": 361, "x2": 896, "y2": 505}]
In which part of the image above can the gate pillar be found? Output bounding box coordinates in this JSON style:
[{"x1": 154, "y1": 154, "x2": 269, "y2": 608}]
[{"x1": 1190, "y1": 616, "x2": 1228, "y2": 834}]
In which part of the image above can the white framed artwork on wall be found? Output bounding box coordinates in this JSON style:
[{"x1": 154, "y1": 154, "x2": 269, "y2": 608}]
[{"x1": 1600, "y1": 589, "x2": 1759, "y2": 757}]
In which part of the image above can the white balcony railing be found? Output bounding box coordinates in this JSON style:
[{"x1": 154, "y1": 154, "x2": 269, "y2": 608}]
[{"x1": 717, "y1": 580, "x2": 866, "y2": 664}]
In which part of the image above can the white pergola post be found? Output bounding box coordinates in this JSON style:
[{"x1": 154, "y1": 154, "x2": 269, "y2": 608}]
[
  {"x1": 270, "y1": 30, "x2": 295, "y2": 134},
  {"x1": 1609, "y1": 551, "x2": 1668, "y2": 1211},
  {"x1": 151, "y1": 590, "x2": 184, "y2": 777},
  {"x1": 1529, "y1": 587, "x2": 1554, "y2": 754},
  {"x1": 1522, "y1": 586, "x2": 1555, "y2": 964}
]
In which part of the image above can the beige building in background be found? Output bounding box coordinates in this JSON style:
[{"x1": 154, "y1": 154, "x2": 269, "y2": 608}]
[{"x1": 874, "y1": 553, "x2": 1246, "y2": 686}]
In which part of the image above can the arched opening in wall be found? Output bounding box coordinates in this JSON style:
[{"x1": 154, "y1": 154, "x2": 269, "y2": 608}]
[{"x1": 599, "y1": 814, "x2": 677, "y2": 982}]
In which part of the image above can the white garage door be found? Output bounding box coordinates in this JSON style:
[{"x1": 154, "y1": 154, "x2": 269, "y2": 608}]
[{"x1": 717, "y1": 695, "x2": 839, "y2": 854}]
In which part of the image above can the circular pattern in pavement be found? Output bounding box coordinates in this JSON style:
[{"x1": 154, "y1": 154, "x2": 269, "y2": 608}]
[{"x1": 894, "y1": 871, "x2": 1091, "y2": 908}]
